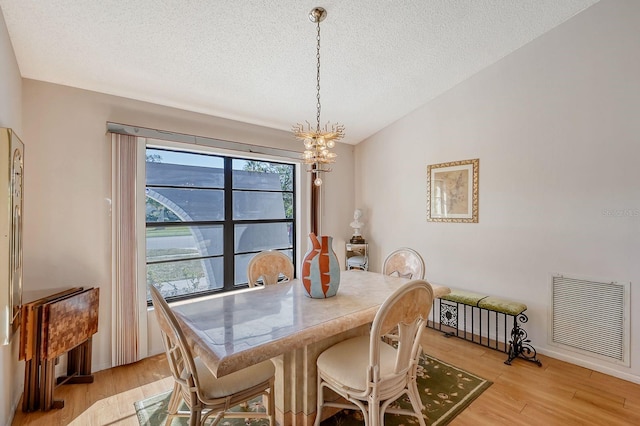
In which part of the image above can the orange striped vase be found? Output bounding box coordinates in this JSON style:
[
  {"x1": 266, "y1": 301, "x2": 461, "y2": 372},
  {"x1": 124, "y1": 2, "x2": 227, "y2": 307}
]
[{"x1": 301, "y1": 233, "x2": 341, "y2": 298}]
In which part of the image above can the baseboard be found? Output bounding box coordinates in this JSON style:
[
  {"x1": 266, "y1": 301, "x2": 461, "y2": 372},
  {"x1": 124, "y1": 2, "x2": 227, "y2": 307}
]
[{"x1": 538, "y1": 347, "x2": 640, "y2": 385}]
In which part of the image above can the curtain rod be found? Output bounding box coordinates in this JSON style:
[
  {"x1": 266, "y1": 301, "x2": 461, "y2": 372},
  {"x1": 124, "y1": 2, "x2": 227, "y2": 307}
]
[{"x1": 106, "y1": 122, "x2": 303, "y2": 161}]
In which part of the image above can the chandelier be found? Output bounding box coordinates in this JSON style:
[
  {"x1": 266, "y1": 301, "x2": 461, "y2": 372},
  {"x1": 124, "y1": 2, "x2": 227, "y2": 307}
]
[{"x1": 293, "y1": 7, "x2": 344, "y2": 187}]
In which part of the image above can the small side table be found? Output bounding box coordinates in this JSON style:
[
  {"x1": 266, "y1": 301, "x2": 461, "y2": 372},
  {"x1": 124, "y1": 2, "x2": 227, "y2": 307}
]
[{"x1": 345, "y1": 243, "x2": 369, "y2": 271}]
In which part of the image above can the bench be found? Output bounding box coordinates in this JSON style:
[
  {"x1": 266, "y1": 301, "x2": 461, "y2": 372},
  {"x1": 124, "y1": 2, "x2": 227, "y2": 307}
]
[{"x1": 429, "y1": 289, "x2": 542, "y2": 366}]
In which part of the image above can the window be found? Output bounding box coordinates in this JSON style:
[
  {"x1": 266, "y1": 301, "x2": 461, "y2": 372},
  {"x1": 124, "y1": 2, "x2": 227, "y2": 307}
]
[{"x1": 145, "y1": 147, "x2": 296, "y2": 303}]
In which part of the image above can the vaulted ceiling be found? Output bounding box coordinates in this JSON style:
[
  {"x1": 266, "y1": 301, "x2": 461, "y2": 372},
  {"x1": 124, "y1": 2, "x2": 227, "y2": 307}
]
[{"x1": 0, "y1": 0, "x2": 600, "y2": 143}]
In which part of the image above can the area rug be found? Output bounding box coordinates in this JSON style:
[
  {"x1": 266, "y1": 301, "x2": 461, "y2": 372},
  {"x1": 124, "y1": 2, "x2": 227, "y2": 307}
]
[{"x1": 134, "y1": 353, "x2": 491, "y2": 426}]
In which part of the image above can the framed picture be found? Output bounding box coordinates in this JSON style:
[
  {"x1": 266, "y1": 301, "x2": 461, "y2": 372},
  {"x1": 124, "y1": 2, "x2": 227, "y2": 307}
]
[{"x1": 427, "y1": 158, "x2": 479, "y2": 223}]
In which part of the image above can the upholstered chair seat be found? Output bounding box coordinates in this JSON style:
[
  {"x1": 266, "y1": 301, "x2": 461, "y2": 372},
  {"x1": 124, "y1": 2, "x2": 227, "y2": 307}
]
[
  {"x1": 191, "y1": 357, "x2": 275, "y2": 399},
  {"x1": 317, "y1": 335, "x2": 398, "y2": 391}
]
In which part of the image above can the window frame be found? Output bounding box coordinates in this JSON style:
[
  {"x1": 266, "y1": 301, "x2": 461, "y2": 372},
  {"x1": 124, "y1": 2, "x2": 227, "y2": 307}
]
[{"x1": 145, "y1": 144, "x2": 297, "y2": 304}]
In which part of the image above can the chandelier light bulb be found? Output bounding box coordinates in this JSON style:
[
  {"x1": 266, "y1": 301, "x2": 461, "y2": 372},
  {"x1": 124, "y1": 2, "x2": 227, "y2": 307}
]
[
  {"x1": 314, "y1": 177, "x2": 323, "y2": 186},
  {"x1": 304, "y1": 138, "x2": 313, "y2": 149},
  {"x1": 326, "y1": 140, "x2": 335, "y2": 148}
]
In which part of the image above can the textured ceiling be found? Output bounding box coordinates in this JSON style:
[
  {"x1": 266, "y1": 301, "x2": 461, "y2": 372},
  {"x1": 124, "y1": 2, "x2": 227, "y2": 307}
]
[{"x1": 0, "y1": 0, "x2": 599, "y2": 144}]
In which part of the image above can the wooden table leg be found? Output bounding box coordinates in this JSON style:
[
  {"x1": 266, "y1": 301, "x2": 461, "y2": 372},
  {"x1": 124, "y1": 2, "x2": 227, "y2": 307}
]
[
  {"x1": 56, "y1": 339, "x2": 95, "y2": 385},
  {"x1": 21, "y1": 358, "x2": 36, "y2": 412},
  {"x1": 41, "y1": 358, "x2": 55, "y2": 410}
]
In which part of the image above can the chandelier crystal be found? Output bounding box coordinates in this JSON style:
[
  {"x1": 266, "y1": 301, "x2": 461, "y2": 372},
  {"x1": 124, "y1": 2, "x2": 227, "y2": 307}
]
[{"x1": 293, "y1": 7, "x2": 344, "y2": 186}]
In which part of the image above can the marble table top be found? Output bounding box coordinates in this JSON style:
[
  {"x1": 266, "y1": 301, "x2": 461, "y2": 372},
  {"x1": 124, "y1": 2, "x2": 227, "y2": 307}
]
[{"x1": 171, "y1": 271, "x2": 450, "y2": 378}]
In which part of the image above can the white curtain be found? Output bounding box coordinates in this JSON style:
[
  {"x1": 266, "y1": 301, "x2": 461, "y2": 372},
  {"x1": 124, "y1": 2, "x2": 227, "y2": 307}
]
[{"x1": 111, "y1": 133, "x2": 147, "y2": 365}]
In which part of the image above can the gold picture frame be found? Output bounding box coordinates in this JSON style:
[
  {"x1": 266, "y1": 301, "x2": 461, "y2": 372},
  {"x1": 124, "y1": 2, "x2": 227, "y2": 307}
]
[
  {"x1": 1, "y1": 128, "x2": 24, "y2": 345},
  {"x1": 427, "y1": 158, "x2": 479, "y2": 223}
]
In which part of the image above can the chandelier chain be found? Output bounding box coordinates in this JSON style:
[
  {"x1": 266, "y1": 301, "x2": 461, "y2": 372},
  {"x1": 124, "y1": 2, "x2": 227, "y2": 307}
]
[
  {"x1": 316, "y1": 20, "x2": 321, "y2": 133},
  {"x1": 292, "y1": 7, "x2": 344, "y2": 186}
]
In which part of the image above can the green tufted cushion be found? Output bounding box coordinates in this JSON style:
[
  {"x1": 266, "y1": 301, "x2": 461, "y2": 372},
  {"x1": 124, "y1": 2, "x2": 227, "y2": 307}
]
[
  {"x1": 477, "y1": 296, "x2": 527, "y2": 316},
  {"x1": 440, "y1": 290, "x2": 487, "y2": 306}
]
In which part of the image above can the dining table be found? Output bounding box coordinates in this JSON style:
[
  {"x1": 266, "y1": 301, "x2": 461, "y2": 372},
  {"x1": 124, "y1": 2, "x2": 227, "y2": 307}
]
[{"x1": 171, "y1": 270, "x2": 450, "y2": 426}]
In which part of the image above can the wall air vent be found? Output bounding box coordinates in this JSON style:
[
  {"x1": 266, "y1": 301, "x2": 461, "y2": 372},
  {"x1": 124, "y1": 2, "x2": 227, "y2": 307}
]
[{"x1": 549, "y1": 274, "x2": 630, "y2": 366}]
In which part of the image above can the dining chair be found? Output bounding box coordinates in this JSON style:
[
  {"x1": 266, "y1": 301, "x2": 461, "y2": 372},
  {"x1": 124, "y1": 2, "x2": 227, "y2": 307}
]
[
  {"x1": 314, "y1": 279, "x2": 434, "y2": 426},
  {"x1": 382, "y1": 247, "x2": 425, "y2": 280},
  {"x1": 247, "y1": 250, "x2": 295, "y2": 287},
  {"x1": 149, "y1": 285, "x2": 276, "y2": 426}
]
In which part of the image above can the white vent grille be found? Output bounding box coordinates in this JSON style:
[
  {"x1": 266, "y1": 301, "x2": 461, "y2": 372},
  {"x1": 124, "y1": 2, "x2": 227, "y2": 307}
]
[{"x1": 550, "y1": 275, "x2": 630, "y2": 366}]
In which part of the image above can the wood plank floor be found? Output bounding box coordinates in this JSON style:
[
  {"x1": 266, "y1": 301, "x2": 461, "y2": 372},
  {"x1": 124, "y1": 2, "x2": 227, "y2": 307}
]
[{"x1": 12, "y1": 327, "x2": 640, "y2": 425}]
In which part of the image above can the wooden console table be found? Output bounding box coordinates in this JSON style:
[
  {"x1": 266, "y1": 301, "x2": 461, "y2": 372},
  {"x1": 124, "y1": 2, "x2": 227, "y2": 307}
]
[{"x1": 19, "y1": 287, "x2": 100, "y2": 411}]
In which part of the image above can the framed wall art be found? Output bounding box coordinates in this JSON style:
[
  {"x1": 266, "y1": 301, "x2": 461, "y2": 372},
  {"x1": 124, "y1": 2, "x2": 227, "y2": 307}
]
[
  {"x1": 1, "y1": 128, "x2": 24, "y2": 344},
  {"x1": 427, "y1": 158, "x2": 478, "y2": 223}
]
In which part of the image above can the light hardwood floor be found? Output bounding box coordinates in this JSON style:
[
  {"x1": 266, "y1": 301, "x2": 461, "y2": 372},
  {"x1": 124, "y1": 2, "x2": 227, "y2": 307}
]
[{"x1": 12, "y1": 327, "x2": 640, "y2": 425}]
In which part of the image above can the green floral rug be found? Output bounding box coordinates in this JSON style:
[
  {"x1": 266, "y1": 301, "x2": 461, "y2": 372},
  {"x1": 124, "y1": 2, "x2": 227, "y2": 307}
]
[{"x1": 134, "y1": 353, "x2": 491, "y2": 425}]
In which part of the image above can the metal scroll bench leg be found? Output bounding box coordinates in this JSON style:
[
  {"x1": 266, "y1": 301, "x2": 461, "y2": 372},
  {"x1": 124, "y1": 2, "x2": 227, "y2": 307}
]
[{"x1": 505, "y1": 312, "x2": 542, "y2": 366}]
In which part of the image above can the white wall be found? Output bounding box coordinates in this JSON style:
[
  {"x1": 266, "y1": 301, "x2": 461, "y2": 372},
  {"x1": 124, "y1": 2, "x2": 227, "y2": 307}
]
[
  {"x1": 0, "y1": 6, "x2": 23, "y2": 425},
  {"x1": 356, "y1": 0, "x2": 640, "y2": 382},
  {"x1": 21, "y1": 79, "x2": 355, "y2": 369}
]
